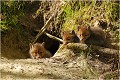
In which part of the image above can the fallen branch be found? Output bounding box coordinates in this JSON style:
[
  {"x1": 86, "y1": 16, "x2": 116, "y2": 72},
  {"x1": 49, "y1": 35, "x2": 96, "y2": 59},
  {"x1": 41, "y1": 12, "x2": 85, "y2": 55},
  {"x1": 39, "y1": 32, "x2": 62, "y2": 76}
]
[
  {"x1": 34, "y1": 29, "x2": 63, "y2": 43},
  {"x1": 91, "y1": 45, "x2": 119, "y2": 55},
  {"x1": 44, "y1": 32, "x2": 63, "y2": 43},
  {"x1": 33, "y1": 4, "x2": 61, "y2": 44},
  {"x1": 33, "y1": 13, "x2": 55, "y2": 44},
  {"x1": 53, "y1": 43, "x2": 119, "y2": 61}
]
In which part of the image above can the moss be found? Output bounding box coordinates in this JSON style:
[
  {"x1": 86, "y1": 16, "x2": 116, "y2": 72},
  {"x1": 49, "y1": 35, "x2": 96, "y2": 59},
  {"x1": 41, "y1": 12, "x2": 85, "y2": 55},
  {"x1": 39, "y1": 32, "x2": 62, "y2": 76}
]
[
  {"x1": 104, "y1": 73, "x2": 119, "y2": 79},
  {"x1": 1, "y1": 1, "x2": 26, "y2": 32}
]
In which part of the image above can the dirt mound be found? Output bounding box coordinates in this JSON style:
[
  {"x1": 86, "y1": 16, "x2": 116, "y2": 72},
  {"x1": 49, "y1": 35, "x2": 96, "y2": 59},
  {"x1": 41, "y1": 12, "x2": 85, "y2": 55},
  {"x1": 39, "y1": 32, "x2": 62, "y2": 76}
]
[{"x1": 1, "y1": 43, "x2": 119, "y2": 79}]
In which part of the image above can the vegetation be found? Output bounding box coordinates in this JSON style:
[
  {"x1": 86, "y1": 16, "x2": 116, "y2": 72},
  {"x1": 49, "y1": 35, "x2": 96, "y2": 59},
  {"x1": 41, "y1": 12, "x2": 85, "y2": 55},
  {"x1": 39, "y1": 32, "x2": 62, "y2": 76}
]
[
  {"x1": 1, "y1": 0, "x2": 119, "y2": 79},
  {"x1": 1, "y1": 1, "x2": 25, "y2": 31},
  {"x1": 1, "y1": 1, "x2": 119, "y2": 36},
  {"x1": 61, "y1": 1, "x2": 119, "y2": 31}
]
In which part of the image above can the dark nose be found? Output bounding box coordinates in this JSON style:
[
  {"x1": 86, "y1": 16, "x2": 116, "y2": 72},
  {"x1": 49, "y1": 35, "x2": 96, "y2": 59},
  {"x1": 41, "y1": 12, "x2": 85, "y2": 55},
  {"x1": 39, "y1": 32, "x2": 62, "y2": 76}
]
[
  {"x1": 38, "y1": 57, "x2": 41, "y2": 58},
  {"x1": 37, "y1": 56, "x2": 41, "y2": 59}
]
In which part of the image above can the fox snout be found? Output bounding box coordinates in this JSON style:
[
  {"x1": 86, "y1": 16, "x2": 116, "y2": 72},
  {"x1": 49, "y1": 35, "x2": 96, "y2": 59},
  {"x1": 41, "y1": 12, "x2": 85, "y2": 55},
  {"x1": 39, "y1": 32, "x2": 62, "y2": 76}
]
[
  {"x1": 79, "y1": 38, "x2": 85, "y2": 43},
  {"x1": 34, "y1": 55, "x2": 41, "y2": 59}
]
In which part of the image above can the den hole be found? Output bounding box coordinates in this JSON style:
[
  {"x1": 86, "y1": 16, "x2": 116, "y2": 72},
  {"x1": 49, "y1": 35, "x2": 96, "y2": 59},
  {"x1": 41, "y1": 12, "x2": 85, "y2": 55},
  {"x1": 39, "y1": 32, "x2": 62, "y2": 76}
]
[{"x1": 31, "y1": 31, "x2": 61, "y2": 57}]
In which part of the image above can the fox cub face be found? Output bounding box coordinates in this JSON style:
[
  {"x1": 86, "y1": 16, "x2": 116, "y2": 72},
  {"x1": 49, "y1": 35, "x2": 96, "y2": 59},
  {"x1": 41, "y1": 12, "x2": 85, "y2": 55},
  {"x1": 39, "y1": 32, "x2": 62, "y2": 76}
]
[
  {"x1": 77, "y1": 26, "x2": 91, "y2": 43},
  {"x1": 29, "y1": 42, "x2": 50, "y2": 59},
  {"x1": 61, "y1": 30, "x2": 76, "y2": 44}
]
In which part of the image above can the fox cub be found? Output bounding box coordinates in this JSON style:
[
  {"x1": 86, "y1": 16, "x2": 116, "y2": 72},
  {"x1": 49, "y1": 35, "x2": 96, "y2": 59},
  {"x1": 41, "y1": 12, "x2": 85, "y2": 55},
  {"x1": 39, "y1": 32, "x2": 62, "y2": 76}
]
[
  {"x1": 77, "y1": 25, "x2": 106, "y2": 46},
  {"x1": 61, "y1": 30, "x2": 79, "y2": 44},
  {"x1": 29, "y1": 42, "x2": 52, "y2": 59}
]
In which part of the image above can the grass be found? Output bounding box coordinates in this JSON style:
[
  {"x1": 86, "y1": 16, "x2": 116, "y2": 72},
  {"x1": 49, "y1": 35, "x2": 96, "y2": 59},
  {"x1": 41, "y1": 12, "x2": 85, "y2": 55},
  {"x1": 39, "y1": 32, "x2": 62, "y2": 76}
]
[{"x1": 61, "y1": 1, "x2": 119, "y2": 32}]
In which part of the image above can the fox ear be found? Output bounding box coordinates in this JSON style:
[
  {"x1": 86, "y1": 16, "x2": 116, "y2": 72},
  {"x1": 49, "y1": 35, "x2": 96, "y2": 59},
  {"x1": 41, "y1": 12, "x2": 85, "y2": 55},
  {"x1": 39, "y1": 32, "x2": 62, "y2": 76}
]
[
  {"x1": 71, "y1": 30, "x2": 75, "y2": 34},
  {"x1": 29, "y1": 43, "x2": 33, "y2": 49},
  {"x1": 86, "y1": 26, "x2": 90, "y2": 30},
  {"x1": 41, "y1": 42, "x2": 45, "y2": 47},
  {"x1": 61, "y1": 31, "x2": 64, "y2": 37},
  {"x1": 70, "y1": 30, "x2": 75, "y2": 34},
  {"x1": 77, "y1": 25, "x2": 81, "y2": 31}
]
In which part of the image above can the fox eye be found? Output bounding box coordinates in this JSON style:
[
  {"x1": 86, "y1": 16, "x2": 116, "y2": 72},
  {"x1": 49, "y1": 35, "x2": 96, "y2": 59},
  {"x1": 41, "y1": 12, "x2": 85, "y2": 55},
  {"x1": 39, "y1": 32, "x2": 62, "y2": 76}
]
[
  {"x1": 34, "y1": 52, "x2": 38, "y2": 54},
  {"x1": 39, "y1": 52, "x2": 42, "y2": 54},
  {"x1": 85, "y1": 35, "x2": 87, "y2": 36},
  {"x1": 67, "y1": 38, "x2": 71, "y2": 40}
]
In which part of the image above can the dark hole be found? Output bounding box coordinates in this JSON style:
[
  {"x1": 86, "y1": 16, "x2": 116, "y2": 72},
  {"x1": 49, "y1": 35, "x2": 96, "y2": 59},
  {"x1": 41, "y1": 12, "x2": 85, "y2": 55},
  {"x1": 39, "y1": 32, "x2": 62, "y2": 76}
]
[{"x1": 32, "y1": 30, "x2": 60, "y2": 56}]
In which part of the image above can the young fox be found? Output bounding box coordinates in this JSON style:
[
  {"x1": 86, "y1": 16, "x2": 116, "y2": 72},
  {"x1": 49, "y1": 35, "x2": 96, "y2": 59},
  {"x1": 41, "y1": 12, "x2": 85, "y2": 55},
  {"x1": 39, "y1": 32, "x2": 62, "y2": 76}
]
[
  {"x1": 29, "y1": 42, "x2": 52, "y2": 59},
  {"x1": 61, "y1": 30, "x2": 79, "y2": 45},
  {"x1": 77, "y1": 25, "x2": 106, "y2": 46}
]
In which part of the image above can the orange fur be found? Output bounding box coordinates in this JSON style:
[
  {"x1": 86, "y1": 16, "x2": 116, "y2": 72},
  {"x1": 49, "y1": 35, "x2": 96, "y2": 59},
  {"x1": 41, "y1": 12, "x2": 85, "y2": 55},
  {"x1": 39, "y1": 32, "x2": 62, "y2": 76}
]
[
  {"x1": 29, "y1": 42, "x2": 52, "y2": 59},
  {"x1": 61, "y1": 30, "x2": 79, "y2": 44},
  {"x1": 77, "y1": 26, "x2": 90, "y2": 43},
  {"x1": 77, "y1": 25, "x2": 106, "y2": 46}
]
